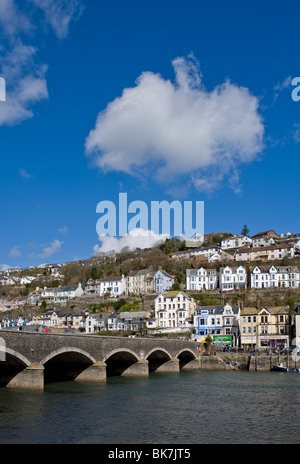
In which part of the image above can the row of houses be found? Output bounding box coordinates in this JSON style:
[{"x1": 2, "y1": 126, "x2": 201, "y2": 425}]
[
  {"x1": 0, "y1": 263, "x2": 298, "y2": 313},
  {"x1": 85, "y1": 268, "x2": 175, "y2": 297},
  {"x1": 221, "y1": 230, "x2": 300, "y2": 250},
  {"x1": 186, "y1": 265, "x2": 300, "y2": 292},
  {"x1": 194, "y1": 303, "x2": 293, "y2": 351},
  {"x1": 171, "y1": 242, "x2": 297, "y2": 262},
  {"x1": 2, "y1": 292, "x2": 299, "y2": 352}
]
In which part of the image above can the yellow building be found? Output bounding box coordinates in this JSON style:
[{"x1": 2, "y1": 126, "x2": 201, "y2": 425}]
[{"x1": 240, "y1": 306, "x2": 290, "y2": 350}]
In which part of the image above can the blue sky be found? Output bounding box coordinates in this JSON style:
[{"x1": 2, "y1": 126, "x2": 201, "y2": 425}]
[{"x1": 0, "y1": 0, "x2": 299, "y2": 269}]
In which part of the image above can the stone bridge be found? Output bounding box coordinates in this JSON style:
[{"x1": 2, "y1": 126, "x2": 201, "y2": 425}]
[{"x1": 0, "y1": 331, "x2": 202, "y2": 389}]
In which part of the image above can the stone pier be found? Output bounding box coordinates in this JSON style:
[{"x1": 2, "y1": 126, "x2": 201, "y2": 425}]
[
  {"x1": 75, "y1": 361, "x2": 107, "y2": 382},
  {"x1": 7, "y1": 363, "x2": 45, "y2": 390},
  {"x1": 154, "y1": 358, "x2": 180, "y2": 373}
]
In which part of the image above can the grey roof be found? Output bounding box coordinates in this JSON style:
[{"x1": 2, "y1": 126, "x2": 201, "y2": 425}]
[{"x1": 195, "y1": 305, "x2": 240, "y2": 315}]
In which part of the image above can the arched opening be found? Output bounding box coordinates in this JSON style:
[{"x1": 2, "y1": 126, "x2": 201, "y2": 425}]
[
  {"x1": 146, "y1": 349, "x2": 172, "y2": 372},
  {"x1": 43, "y1": 350, "x2": 94, "y2": 384},
  {"x1": 177, "y1": 350, "x2": 197, "y2": 369},
  {"x1": 0, "y1": 352, "x2": 28, "y2": 387},
  {"x1": 105, "y1": 350, "x2": 139, "y2": 377}
]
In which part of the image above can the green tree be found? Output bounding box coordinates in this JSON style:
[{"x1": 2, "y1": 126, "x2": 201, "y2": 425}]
[
  {"x1": 241, "y1": 225, "x2": 250, "y2": 236},
  {"x1": 204, "y1": 334, "x2": 213, "y2": 353}
]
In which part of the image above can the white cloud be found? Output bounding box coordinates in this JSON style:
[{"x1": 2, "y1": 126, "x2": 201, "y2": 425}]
[
  {"x1": 9, "y1": 245, "x2": 21, "y2": 257},
  {"x1": 30, "y1": 0, "x2": 83, "y2": 39},
  {"x1": 58, "y1": 226, "x2": 68, "y2": 234},
  {"x1": 39, "y1": 239, "x2": 63, "y2": 258},
  {"x1": 0, "y1": 41, "x2": 48, "y2": 126},
  {"x1": 19, "y1": 167, "x2": 34, "y2": 179},
  {"x1": 0, "y1": 0, "x2": 82, "y2": 126},
  {"x1": 93, "y1": 228, "x2": 170, "y2": 254},
  {"x1": 273, "y1": 76, "x2": 292, "y2": 102},
  {"x1": 86, "y1": 55, "x2": 264, "y2": 193},
  {"x1": 0, "y1": 0, "x2": 32, "y2": 36}
]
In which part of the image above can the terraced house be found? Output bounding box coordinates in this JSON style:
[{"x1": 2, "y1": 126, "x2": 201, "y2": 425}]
[
  {"x1": 219, "y1": 265, "x2": 247, "y2": 292},
  {"x1": 240, "y1": 306, "x2": 290, "y2": 350},
  {"x1": 250, "y1": 265, "x2": 300, "y2": 289},
  {"x1": 193, "y1": 303, "x2": 240, "y2": 345},
  {"x1": 186, "y1": 267, "x2": 218, "y2": 291},
  {"x1": 235, "y1": 244, "x2": 295, "y2": 262}
]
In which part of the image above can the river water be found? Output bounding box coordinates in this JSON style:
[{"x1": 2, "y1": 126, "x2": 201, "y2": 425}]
[{"x1": 0, "y1": 369, "x2": 299, "y2": 444}]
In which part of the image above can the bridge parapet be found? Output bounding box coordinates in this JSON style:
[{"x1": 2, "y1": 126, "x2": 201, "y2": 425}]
[{"x1": 0, "y1": 331, "x2": 200, "y2": 389}]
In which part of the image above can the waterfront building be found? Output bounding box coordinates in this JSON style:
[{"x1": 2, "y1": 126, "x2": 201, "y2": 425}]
[
  {"x1": 193, "y1": 303, "x2": 240, "y2": 345},
  {"x1": 240, "y1": 306, "x2": 290, "y2": 350},
  {"x1": 239, "y1": 307, "x2": 259, "y2": 349},
  {"x1": 293, "y1": 304, "x2": 300, "y2": 347},
  {"x1": 154, "y1": 291, "x2": 196, "y2": 329}
]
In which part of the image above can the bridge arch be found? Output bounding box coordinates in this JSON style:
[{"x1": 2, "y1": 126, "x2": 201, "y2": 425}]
[
  {"x1": 176, "y1": 348, "x2": 198, "y2": 369},
  {"x1": 41, "y1": 347, "x2": 97, "y2": 384},
  {"x1": 104, "y1": 348, "x2": 141, "y2": 377},
  {"x1": 0, "y1": 347, "x2": 31, "y2": 387},
  {"x1": 145, "y1": 347, "x2": 173, "y2": 372},
  {"x1": 41, "y1": 347, "x2": 96, "y2": 365}
]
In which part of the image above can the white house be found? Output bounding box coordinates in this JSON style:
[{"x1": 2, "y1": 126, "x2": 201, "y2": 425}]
[
  {"x1": 154, "y1": 291, "x2": 196, "y2": 329},
  {"x1": 189, "y1": 246, "x2": 221, "y2": 259},
  {"x1": 85, "y1": 314, "x2": 106, "y2": 333},
  {"x1": 85, "y1": 276, "x2": 125, "y2": 297},
  {"x1": 41, "y1": 283, "x2": 84, "y2": 303},
  {"x1": 186, "y1": 268, "x2": 218, "y2": 291},
  {"x1": 20, "y1": 276, "x2": 37, "y2": 285},
  {"x1": 220, "y1": 235, "x2": 252, "y2": 250},
  {"x1": 219, "y1": 266, "x2": 247, "y2": 292},
  {"x1": 252, "y1": 237, "x2": 275, "y2": 248},
  {"x1": 99, "y1": 276, "x2": 125, "y2": 297},
  {"x1": 250, "y1": 265, "x2": 300, "y2": 289}
]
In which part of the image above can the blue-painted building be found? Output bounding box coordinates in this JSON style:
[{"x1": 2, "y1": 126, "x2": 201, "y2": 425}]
[{"x1": 193, "y1": 303, "x2": 240, "y2": 345}]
